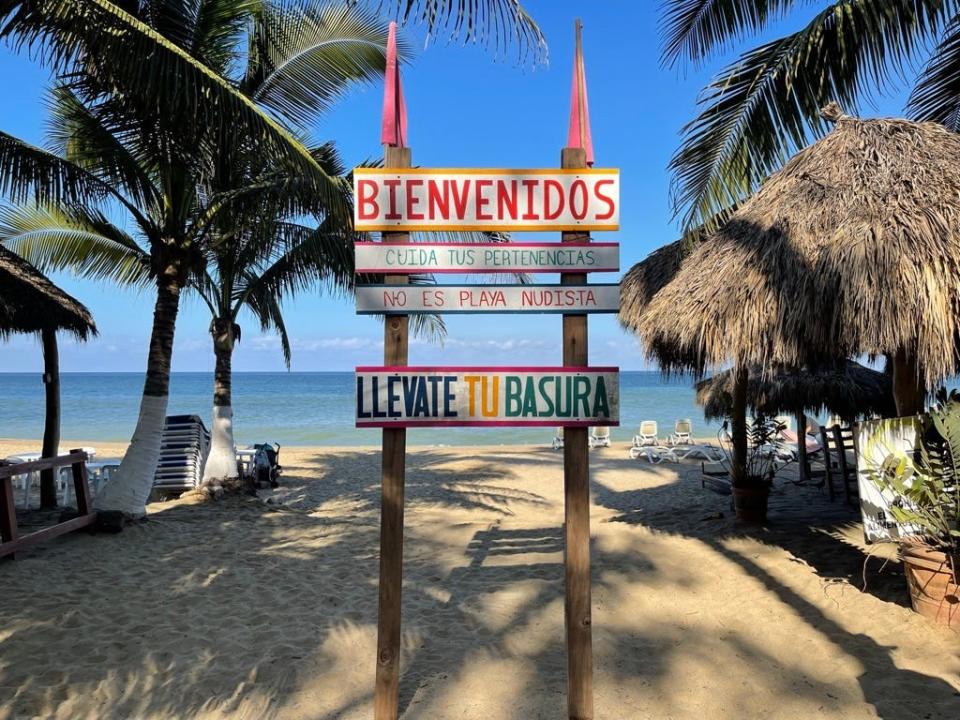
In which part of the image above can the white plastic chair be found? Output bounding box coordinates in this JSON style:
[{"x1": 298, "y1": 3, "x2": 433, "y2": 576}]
[
  {"x1": 589, "y1": 426, "x2": 611, "y2": 449},
  {"x1": 552, "y1": 427, "x2": 564, "y2": 450},
  {"x1": 670, "y1": 419, "x2": 693, "y2": 446},
  {"x1": 633, "y1": 421, "x2": 658, "y2": 448}
]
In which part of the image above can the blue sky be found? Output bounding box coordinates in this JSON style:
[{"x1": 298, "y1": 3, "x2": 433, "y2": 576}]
[{"x1": 0, "y1": 1, "x2": 913, "y2": 372}]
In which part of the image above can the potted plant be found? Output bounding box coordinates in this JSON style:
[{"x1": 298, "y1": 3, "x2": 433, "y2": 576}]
[
  {"x1": 720, "y1": 414, "x2": 790, "y2": 522},
  {"x1": 866, "y1": 392, "x2": 959, "y2": 628}
]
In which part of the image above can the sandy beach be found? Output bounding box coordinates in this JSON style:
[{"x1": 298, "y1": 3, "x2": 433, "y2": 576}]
[{"x1": 1, "y1": 438, "x2": 958, "y2": 719}]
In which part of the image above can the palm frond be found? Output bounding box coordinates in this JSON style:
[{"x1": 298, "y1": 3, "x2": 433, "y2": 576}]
[
  {"x1": 669, "y1": 0, "x2": 952, "y2": 234},
  {"x1": 246, "y1": 2, "x2": 402, "y2": 128},
  {"x1": 46, "y1": 85, "x2": 161, "y2": 219},
  {"x1": 0, "y1": 130, "x2": 118, "y2": 205},
  {"x1": 660, "y1": 0, "x2": 799, "y2": 68},
  {"x1": 374, "y1": 0, "x2": 545, "y2": 62},
  {"x1": 0, "y1": 0, "x2": 350, "y2": 223},
  {"x1": 908, "y1": 13, "x2": 960, "y2": 129},
  {"x1": 0, "y1": 202, "x2": 152, "y2": 286}
]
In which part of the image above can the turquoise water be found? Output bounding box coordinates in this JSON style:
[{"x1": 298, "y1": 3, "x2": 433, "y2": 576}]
[{"x1": 0, "y1": 371, "x2": 722, "y2": 446}]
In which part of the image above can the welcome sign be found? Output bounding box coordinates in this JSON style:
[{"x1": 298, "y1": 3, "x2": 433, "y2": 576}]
[
  {"x1": 356, "y1": 367, "x2": 620, "y2": 427},
  {"x1": 356, "y1": 284, "x2": 619, "y2": 314},
  {"x1": 355, "y1": 242, "x2": 620, "y2": 274},
  {"x1": 354, "y1": 168, "x2": 620, "y2": 231}
]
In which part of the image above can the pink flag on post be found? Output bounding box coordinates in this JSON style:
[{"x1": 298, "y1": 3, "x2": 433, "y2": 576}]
[
  {"x1": 380, "y1": 21, "x2": 407, "y2": 147},
  {"x1": 566, "y1": 21, "x2": 594, "y2": 165}
]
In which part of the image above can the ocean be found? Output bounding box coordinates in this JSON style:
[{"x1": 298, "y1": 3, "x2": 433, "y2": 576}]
[{"x1": 0, "y1": 371, "x2": 722, "y2": 447}]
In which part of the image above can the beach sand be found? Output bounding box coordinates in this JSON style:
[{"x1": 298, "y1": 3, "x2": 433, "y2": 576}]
[{"x1": 1, "y1": 438, "x2": 958, "y2": 719}]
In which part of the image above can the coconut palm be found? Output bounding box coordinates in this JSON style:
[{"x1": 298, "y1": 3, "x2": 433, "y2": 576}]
[
  {"x1": 661, "y1": 0, "x2": 960, "y2": 235},
  {"x1": 0, "y1": 0, "x2": 400, "y2": 516}
]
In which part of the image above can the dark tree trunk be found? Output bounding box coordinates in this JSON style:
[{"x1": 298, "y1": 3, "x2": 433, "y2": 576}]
[
  {"x1": 40, "y1": 327, "x2": 60, "y2": 509},
  {"x1": 730, "y1": 365, "x2": 749, "y2": 486},
  {"x1": 213, "y1": 331, "x2": 232, "y2": 409},
  {"x1": 143, "y1": 269, "x2": 183, "y2": 399},
  {"x1": 892, "y1": 347, "x2": 926, "y2": 417},
  {"x1": 796, "y1": 408, "x2": 808, "y2": 485}
]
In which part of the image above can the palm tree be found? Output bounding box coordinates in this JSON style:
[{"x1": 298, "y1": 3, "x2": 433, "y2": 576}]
[
  {"x1": 661, "y1": 0, "x2": 960, "y2": 235},
  {"x1": 0, "y1": 1, "x2": 392, "y2": 515}
]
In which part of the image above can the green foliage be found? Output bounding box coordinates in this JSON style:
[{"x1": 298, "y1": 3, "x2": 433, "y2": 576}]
[
  {"x1": 661, "y1": 0, "x2": 959, "y2": 234},
  {"x1": 868, "y1": 391, "x2": 960, "y2": 552}
]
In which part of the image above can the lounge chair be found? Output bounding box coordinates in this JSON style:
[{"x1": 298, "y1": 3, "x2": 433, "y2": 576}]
[
  {"x1": 632, "y1": 421, "x2": 659, "y2": 448},
  {"x1": 589, "y1": 426, "x2": 611, "y2": 449},
  {"x1": 700, "y1": 461, "x2": 732, "y2": 494},
  {"x1": 669, "y1": 419, "x2": 694, "y2": 446},
  {"x1": 152, "y1": 415, "x2": 211, "y2": 496},
  {"x1": 552, "y1": 427, "x2": 564, "y2": 450}
]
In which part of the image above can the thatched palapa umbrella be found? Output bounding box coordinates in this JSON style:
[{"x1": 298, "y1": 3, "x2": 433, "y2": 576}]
[
  {"x1": 622, "y1": 104, "x2": 960, "y2": 485},
  {"x1": 695, "y1": 361, "x2": 895, "y2": 482},
  {"x1": 694, "y1": 361, "x2": 895, "y2": 423},
  {"x1": 0, "y1": 245, "x2": 96, "y2": 508}
]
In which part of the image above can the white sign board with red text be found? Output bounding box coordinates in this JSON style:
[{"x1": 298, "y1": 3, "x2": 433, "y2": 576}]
[
  {"x1": 354, "y1": 241, "x2": 619, "y2": 274},
  {"x1": 356, "y1": 284, "x2": 619, "y2": 315},
  {"x1": 354, "y1": 168, "x2": 620, "y2": 231}
]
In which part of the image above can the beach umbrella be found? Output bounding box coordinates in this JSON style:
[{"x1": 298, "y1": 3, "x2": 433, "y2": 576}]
[
  {"x1": 694, "y1": 360, "x2": 896, "y2": 483},
  {"x1": 694, "y1": 361, "x2": 895, "y2": 424},
  {"x1": 0, "y1": 244, "x2": 96, "y2": 508},
  {"x1": 631, "y1": 104, "x2": 960, "y2": 417}
]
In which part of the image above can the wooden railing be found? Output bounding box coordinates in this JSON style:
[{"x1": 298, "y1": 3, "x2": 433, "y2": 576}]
[{"x1": 0, "y1": 449, "x2": 96, "y2": 559}]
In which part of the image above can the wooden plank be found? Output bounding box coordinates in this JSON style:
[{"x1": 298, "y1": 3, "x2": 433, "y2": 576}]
[
  {"x1": 0, "y1": 512, "x2": 97, "y2": 560},
  {"x1": 0, "y1": 452, "x2": 87, "y2": 480},
  {"x1": 70, "y1": 449, "x2": 92, "y2": 516},
  {"x1": 0, "y1": 478, "x2": 17, "y2": 548},
  {"x1": 561, "y1": 145, "x2": 594, "y2": 720},
  {"x1": 374, "y1": 143, "x2": 411, "y2": 720},
  {"x1": 355, "y1": 283, "x2": 620, "y2": 315}
]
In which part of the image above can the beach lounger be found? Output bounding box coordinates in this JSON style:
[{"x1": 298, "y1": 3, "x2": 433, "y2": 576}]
[
  {"x1": 669, "y1": 419, "x2": 693, "y2": 446},
  {"x1": 632, "y1": 421, "x2": 659, "y2": 448},
  {"x1": 589, "y1": 426, "x2": 611, "y2": 449},
  {"x1": 629, "y1": 445, "x2": 677, "y2": 463},
  {"x1": 552, "y1": 427, "x2": 564, "y2": 450},
  {"x1": 700, "y1": 461, "x2": 732, "y2": 495},
  {"x1": 152, "y1": 415, "x2": 210, "y2": 496}
]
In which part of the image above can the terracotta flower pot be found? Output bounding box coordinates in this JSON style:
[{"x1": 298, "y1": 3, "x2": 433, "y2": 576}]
[
  {"x1": 732, "y1": 482, "x2": 770, "y2": 523},
  {"x1": 899, "y1": 539, "x2": 959, "y2": 629}
]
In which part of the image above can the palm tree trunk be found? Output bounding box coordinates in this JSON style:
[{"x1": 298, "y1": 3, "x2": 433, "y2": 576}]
[
  {"x1": 94, "y1": 268, "x2": 182, "y2": 517},
  {"x1": 40, "y1": 327, "x2": 60, "y2": 509},
  {"x1": 202, "y1": 329, "x2": 238, "y2": 483},
  {"x1": 892, "y1": 346, "x2": 926, "y2": 416},
  {"x1": 730, "y1": 365, "x2": 749, "y2": 486}
]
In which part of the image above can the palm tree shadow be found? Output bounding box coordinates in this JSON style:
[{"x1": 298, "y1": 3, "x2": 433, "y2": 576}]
[{"x1": 594, "y1": 467, "x2": 958, "y2": 719}]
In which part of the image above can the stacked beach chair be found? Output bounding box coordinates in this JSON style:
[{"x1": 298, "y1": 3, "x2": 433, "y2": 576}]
[{"x1": 153, "y1": 414, "x2": 210, "y2": 496}]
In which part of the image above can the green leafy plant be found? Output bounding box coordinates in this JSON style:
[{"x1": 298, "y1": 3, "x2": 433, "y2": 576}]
[
  {"x1": 719, "y1": 413, "x2": 790, "y2": 486},
  {"x1": 870, "y1": 390, "x2": 960, "y2": 555}
]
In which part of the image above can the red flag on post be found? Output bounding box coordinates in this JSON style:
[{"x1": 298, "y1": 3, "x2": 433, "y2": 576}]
[
  {"x1": 380, "y1": 21, "x2": 407, "y2": 148},
  {"x1": 566, "y1": 19, "x2": 594, "y2": 165}
]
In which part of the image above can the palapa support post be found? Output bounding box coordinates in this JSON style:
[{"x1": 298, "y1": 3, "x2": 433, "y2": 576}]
[
  {"x1": 561, "y1": 144, "x2": 594, "y2": 719},
  {"x1": 374, "y1": 144, "x2": 411, "y2": 720}
]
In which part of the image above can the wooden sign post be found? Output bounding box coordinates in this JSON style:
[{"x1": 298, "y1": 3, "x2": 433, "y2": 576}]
[
  {"x1": 363, "y1": 23, "x2": 610, "y2": 719},
  {"x1": 374, "y1": 144, "x2": 410, "y2": 720},
  {"x1": 561, "y1": 147, "x2": 594, "y2": 720}
]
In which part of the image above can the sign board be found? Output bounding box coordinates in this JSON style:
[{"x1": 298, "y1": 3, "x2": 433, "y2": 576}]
[
  {"x1": 354, "y1": 168, "x2": 620, "y2": 231},
  {"x1": 356, "y1": 366, "x2": 620, "y2": 428},
  {"x1": 355, "y1": 241, "x2": 619, "y2": 274},
  {"x1": 356, "y1": 284, "x2": 619, "y2": 315},
  {"x1": 855, "y1": 416, "x2": 925, "y2": 543}
]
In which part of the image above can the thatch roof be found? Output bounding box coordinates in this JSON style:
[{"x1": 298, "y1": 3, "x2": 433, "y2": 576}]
[
  {"x1": 0, "y1": 244, "x2": 96, "y2": 339},
  {"x1": 695, "y1": 361, "x2": 896, "y2": 422},
  {"x1": 626, "y1": 105, "x2": 960, "y2": 387},
  {"x1": 618, "y1": 240, "x2": 686, "y2": 335}
]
